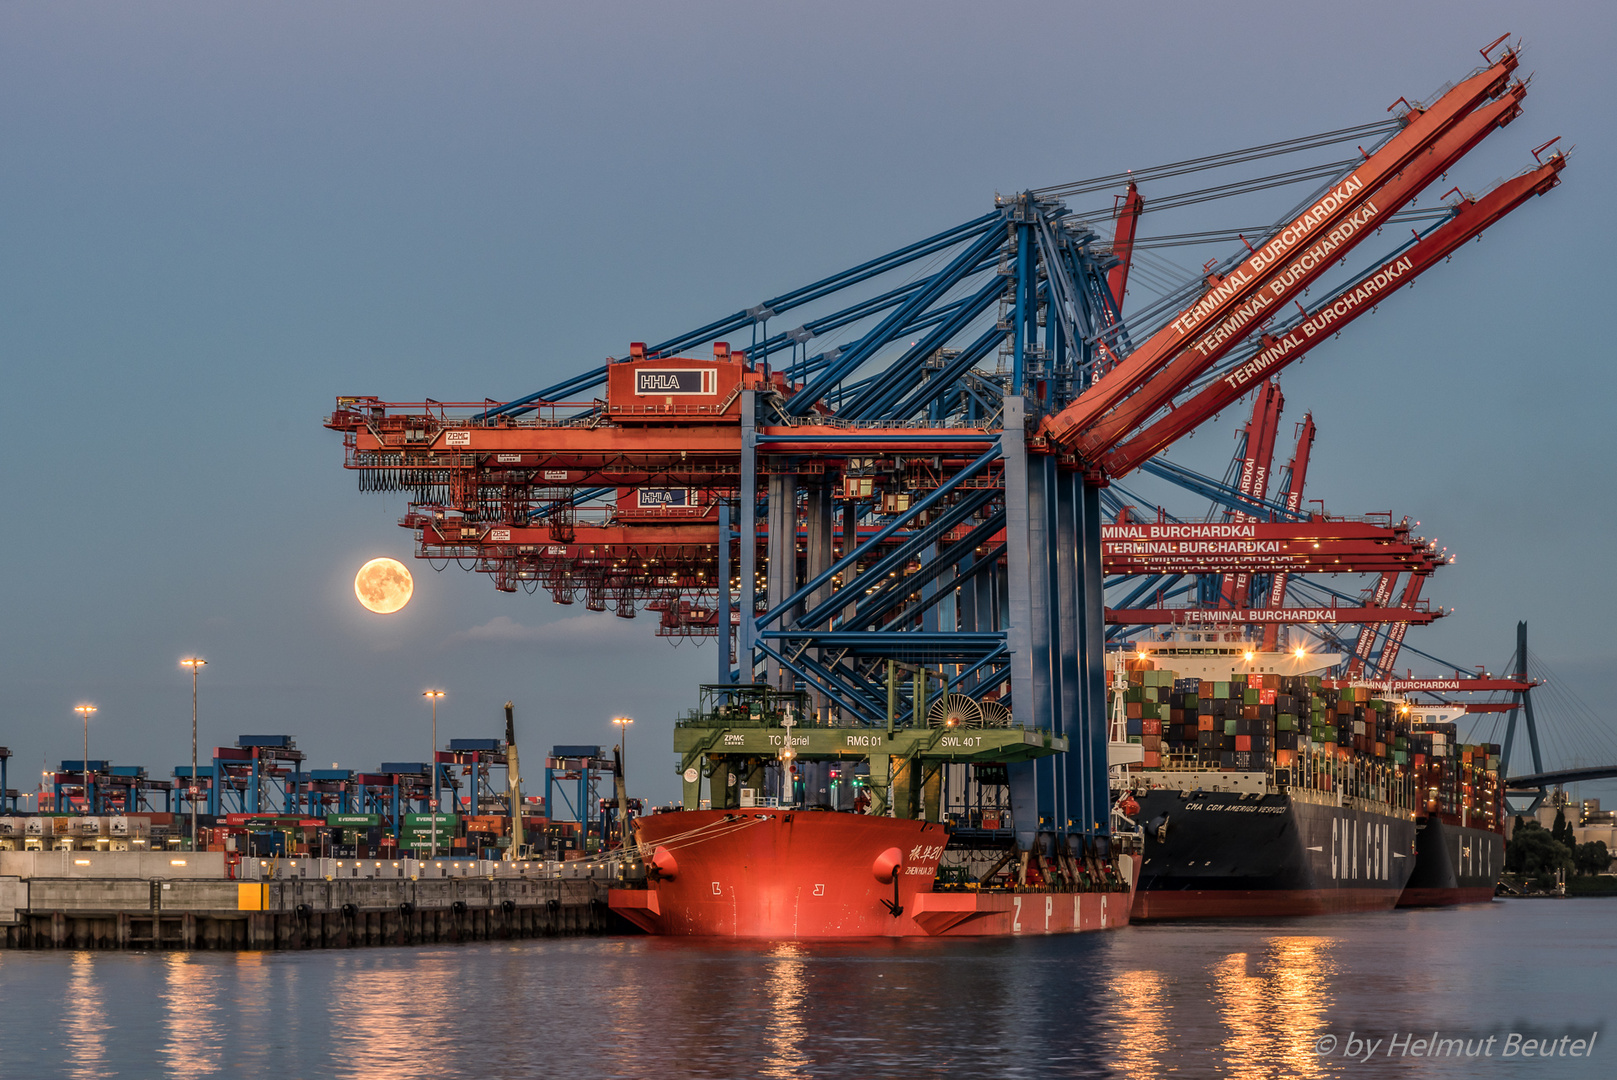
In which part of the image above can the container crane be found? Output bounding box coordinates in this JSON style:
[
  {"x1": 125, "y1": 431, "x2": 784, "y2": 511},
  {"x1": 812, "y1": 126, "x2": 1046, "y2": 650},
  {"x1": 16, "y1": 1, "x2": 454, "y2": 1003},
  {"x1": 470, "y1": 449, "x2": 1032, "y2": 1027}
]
[{"x1": 325, "y1": 42, "x2": 1564, "y2": 861}]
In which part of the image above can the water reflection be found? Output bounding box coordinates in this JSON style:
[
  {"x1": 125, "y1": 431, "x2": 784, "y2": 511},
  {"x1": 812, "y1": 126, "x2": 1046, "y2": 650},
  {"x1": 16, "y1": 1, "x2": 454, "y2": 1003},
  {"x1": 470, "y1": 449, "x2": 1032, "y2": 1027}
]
[
  {"x1": 0, "y1": 905, "x2": 1605, "y2": 1080},
  {"x1": 1107, "y1": 968, "x2": 1172, "y2": 1078},
  {"x1": 1211, "y1": 937, "x2": 1336, "y2": 1079},
  {"x1": 1264, "y1": 937, "x2": 1336, "y2": 1078},
  {"x1": 64, "y1": 952, "x2": 110, "y2": 1080},
  {"x1": 761, "y1": 942, "x2": 810, "y2": 1078},
  {"x1": 326, "y1": 950, "x2": 464, "y2": 1079},
  {"x1": 160, "y1": 954, "x2": 224, "y2": 1078}
]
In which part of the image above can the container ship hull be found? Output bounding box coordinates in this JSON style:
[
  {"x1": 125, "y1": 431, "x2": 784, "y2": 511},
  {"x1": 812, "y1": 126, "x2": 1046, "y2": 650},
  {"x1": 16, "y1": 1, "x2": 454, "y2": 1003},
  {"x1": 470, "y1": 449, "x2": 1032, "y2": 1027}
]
[
  {"x1": 1131, "y1": 787, "x2": 1416, "y2": 920},
  {"x1": 1398, "y1": 817, "x2": 1502, "y2": 907},
  {"x1": 609, "y1": 809, "x2": 1137, "y2": 939}
]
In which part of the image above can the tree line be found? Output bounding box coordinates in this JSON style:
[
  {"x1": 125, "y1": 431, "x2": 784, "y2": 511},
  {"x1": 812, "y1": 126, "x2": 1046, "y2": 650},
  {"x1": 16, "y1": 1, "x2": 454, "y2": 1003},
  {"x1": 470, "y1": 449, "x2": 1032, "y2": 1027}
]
[{"x1": 1506, "y1": 806, "x2": 1613, "y2": 889}]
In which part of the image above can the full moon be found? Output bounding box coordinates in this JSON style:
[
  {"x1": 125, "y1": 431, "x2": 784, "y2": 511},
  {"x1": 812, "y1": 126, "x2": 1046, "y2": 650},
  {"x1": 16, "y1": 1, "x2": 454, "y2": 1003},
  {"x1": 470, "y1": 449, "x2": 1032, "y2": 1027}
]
[{"x1": 354, "y1": 557, "x2": 414, "y2": 614}]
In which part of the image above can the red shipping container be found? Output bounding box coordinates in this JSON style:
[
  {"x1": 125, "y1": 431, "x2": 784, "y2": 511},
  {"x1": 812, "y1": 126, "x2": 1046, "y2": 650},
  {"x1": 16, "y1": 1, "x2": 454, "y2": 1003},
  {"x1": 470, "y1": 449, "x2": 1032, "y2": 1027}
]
[
  {"x1": 1198, "y1": 715, "x2": 1215, "y2": 732},
  {"x1": 1235, "y1": 735, "x2": 1252, "y2": 752},
  {"x1": 1259, "y1": 689, "x2": 1276, "y2": 705},
  {"x1": 1142, "y1": 751, "x2": 1161, "y2": 768},
  {"x1": 1126, "y1": 702, "x2": 1143, "y2": 718}
]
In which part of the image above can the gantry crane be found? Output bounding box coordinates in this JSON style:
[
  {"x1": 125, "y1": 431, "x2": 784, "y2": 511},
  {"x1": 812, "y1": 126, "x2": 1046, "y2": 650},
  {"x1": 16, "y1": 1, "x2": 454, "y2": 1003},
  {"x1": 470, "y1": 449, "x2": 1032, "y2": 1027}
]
[{"x1": 326, "y1": 42, "x2": 1563, "y2": 856}]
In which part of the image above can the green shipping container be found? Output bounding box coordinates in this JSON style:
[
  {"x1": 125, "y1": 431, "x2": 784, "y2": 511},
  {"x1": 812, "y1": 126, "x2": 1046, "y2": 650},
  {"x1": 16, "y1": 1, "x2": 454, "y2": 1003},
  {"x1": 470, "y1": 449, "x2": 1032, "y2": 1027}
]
[
  {"x1": 403, "y1": 813, "x2": 458, "y2": 831},
  {"x1": 326, "y1": 814, "x2": 381, "y2": 828}
]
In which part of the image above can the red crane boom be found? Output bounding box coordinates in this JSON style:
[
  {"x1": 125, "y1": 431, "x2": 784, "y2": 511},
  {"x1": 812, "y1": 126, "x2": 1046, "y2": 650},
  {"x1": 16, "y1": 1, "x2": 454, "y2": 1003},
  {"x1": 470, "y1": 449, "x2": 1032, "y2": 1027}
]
[
  {"x1": 1376, "y1": 573, "x2": 1429, "y2": 675},
  {"x1": 1101, "y1": 150, "x2": 1565, "y2": 476},
  {"x1": 1219, "y1": 379, "x2": 1285, "y2": 608},
  {"x1": 1107, "y1": 180, "x2": 1144, "y2": 311},
  {"x1": 1040, "y1": 50, "x2": 1522, "y2": 451},
  {"x1": 1261, "y1": 412, "x2": 1316, "y2": 650},
  {"x1": 1346, "y1": 572, "x2": 1400, "y2": 678},
  {"x1": 1067, "y1": 79, "x2": 1528, "y2": 461}
]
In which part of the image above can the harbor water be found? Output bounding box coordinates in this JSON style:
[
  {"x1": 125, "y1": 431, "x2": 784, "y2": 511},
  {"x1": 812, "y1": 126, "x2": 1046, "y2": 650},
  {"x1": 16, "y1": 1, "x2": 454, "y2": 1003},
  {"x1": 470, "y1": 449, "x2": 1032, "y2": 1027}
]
[{"x1": 0, "y1": 899, "x2": 1608, "y2": 1079}]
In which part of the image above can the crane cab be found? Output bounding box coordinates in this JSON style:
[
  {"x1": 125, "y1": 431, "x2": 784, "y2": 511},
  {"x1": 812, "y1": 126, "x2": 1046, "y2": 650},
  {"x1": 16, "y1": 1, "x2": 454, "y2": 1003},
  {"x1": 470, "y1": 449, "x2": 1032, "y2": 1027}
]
[{"x1": 605, "y1": 341, "x2": 753, "y2": 422}]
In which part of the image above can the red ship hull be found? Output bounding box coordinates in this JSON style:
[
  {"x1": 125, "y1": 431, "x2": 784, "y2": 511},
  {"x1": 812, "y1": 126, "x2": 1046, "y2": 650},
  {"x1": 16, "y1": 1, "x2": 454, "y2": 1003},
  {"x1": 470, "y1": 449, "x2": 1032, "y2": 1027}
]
[
  {"x1": 1397, "y1": 886, "x2": 1497, "y2": 907},
  {"x1": 1132, "y1": 886, "x2": 1405, "y2": 920},
  {"x1": 608, "y1": 809, "x2": 1138, "y2": 939}
]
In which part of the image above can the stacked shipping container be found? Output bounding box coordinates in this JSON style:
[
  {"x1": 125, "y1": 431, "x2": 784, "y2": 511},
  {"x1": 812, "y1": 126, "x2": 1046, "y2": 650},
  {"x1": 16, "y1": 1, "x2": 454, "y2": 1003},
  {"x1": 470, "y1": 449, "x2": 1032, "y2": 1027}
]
[{"x1": 1110, "y1": 659, "x2": 1503, "y2": 822}]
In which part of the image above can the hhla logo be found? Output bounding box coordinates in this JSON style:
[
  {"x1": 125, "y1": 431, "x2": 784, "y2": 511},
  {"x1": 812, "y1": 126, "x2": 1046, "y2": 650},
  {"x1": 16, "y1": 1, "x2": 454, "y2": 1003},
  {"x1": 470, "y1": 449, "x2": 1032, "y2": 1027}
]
[{"x1": 635, "y1": 369, "x2": 714, "y2": 395}]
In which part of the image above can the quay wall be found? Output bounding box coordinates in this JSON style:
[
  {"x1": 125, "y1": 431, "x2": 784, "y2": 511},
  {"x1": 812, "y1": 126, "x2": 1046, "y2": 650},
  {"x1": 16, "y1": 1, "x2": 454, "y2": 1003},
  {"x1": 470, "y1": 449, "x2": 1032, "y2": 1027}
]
[{"x1": 0, "y1": 852, "x2": 619, "y2": 950}]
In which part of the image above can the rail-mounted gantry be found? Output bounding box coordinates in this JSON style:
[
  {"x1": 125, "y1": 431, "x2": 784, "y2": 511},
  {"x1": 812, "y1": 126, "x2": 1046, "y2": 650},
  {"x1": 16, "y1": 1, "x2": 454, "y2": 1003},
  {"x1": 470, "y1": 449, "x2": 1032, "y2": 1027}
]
[{"x1": 326, "y1": 42, "x2": 1564, "y2": 853}]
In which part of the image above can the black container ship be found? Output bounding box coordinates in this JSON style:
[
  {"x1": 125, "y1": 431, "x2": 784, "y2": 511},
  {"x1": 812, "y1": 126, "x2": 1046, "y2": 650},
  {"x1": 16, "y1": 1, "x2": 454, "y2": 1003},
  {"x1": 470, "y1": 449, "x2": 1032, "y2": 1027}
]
[
  {"x1": 1396, "y1": 719, "x2": 1504, "y2": 906},
  {"x1": 1110, "y1": 634, "x2": 1502, "y2": 918}
]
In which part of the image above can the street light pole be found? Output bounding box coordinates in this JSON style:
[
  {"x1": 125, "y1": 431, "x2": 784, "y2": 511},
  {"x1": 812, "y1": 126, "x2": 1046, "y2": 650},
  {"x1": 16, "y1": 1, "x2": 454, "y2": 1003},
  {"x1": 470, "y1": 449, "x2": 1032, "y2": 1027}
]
[
  {"x1": 74, "y1": 705, "x2": 96, "y2": 813},
  {"x1": 181, "y1": 659, "x2": 207, "y2": 852},
  {"x1": 423, "y1": 691, "x2": 445, "y2": 858},
  {"x1": 611, "y1": 716, "x2": 634, "y2": 849},
  {"x1": 613, "y1": 716, "x2": 633, "y2": 776}
]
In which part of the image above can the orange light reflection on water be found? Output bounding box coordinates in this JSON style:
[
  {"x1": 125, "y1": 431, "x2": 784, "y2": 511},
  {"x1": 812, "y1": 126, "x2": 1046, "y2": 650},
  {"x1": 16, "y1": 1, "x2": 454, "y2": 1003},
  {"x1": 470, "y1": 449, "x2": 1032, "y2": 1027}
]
[
  {"x1": 160, "y1": 953, "x2": 228, "y2": 1078},
  {"x1": 761, "y1": 942, "x2": 811, "y2": 1079},
  {"x1": 1107, "y1": 968, "x2": 1173, "y2": 1077},
  {"x1": 326, "y1": 952, "x2": 461, "y2": 1077},
  {"x1": 65, "y1": 953, "x2": 110, "y2": 1080},
  {"x1": 1213, "y1": 937, "x2": 1337, "y2": 1079}
]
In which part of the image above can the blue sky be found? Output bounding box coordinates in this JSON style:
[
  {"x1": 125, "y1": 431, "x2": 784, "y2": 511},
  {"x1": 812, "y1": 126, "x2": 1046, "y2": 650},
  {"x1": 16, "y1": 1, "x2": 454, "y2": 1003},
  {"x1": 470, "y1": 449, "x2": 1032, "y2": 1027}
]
[{"x1": 2, "y1": 2, "x2": 1613, "y2": 807}]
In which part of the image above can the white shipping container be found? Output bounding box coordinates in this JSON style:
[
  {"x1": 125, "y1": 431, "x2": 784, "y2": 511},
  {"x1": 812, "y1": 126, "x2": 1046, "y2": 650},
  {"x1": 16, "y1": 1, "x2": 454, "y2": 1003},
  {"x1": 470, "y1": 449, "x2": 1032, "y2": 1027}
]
[
  {"x1": 0, "y1": 818, "x2": 23, "y2": 837},
  {"x1": 109, "y1": 816, "x2": 149, "y2": 838}
]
